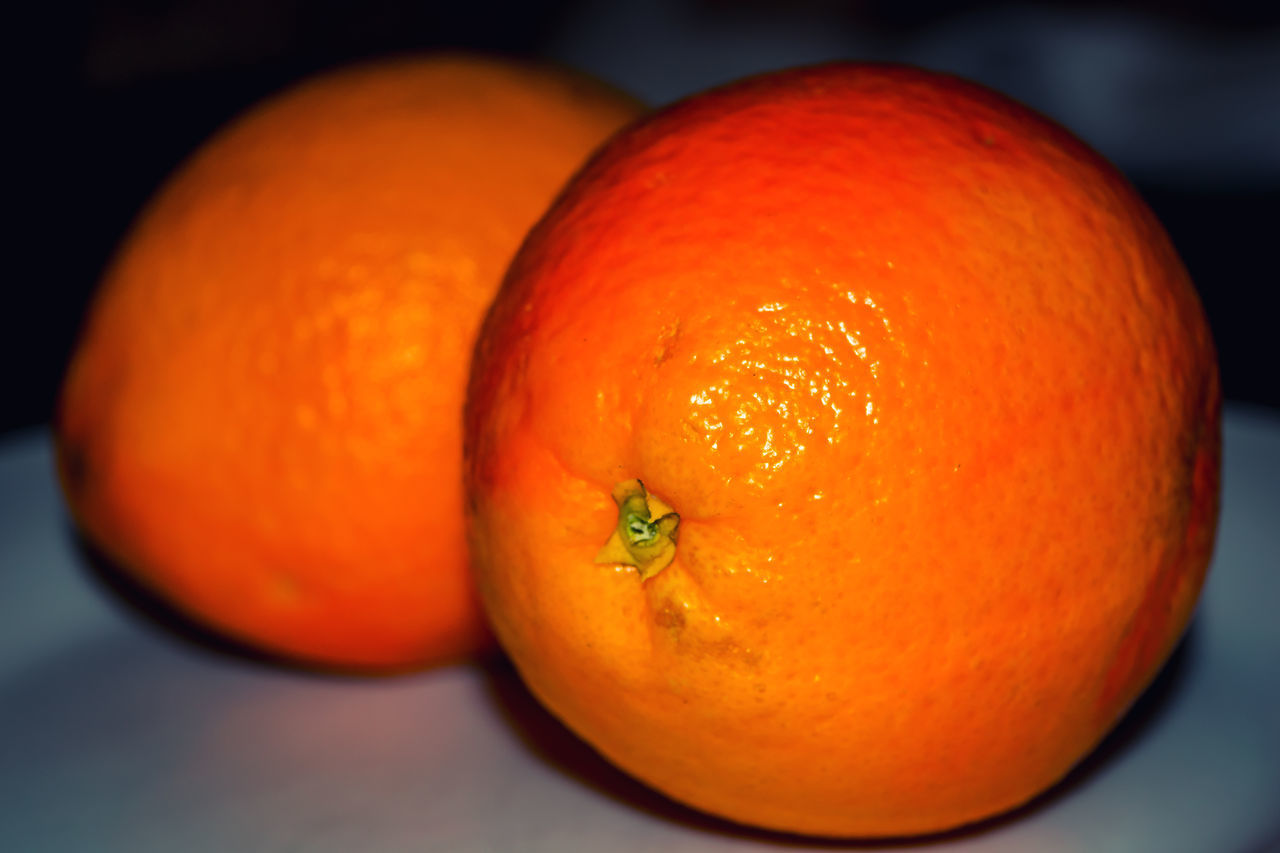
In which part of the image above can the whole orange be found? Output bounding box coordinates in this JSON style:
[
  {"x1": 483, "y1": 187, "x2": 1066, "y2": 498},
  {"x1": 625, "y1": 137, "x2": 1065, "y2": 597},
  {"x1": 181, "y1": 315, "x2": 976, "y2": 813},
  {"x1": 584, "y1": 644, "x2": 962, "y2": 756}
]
[
  {"x1": 56, "y1": 55, "x2": 642, "y2": 671},
  {"x1": 464, "y1": 63, "x2": 1220, "y2": 836}
]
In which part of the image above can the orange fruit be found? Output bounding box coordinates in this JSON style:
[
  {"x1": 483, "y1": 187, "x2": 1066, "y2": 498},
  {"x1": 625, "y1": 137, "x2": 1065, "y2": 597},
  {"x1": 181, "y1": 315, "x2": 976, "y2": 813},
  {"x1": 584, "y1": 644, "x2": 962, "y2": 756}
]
[
  {"x1": 464, "y1": 63, "x2": 1220, "y2": 836},
  {"x1": 56, "y1": 54, "x2": 642, "y2": 672}
]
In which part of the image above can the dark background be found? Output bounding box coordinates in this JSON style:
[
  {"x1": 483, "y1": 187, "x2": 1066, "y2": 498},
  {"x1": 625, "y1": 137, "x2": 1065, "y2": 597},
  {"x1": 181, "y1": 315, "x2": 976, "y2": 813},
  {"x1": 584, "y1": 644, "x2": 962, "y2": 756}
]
[{"x1": 6, "y1": 0, "x2": 1278, "y2": 439}]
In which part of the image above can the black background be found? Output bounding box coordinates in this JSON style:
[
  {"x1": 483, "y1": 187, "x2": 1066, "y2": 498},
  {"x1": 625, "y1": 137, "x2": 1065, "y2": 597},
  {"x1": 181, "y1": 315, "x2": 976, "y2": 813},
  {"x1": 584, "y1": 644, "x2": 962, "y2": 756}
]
[{"x1": 6, "y1": 0, "x2": 1278, "y2": 438}]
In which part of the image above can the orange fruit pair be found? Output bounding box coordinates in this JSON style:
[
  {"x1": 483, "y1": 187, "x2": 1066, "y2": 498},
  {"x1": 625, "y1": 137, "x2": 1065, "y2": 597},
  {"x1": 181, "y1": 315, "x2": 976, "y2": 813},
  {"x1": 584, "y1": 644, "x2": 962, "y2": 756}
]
[
  {"x1": 464, "y1": 63, "x2": 1220, "y2": 837},
  {"x1": 56, "y1": 55, "x2": 642, "y2": 671}
]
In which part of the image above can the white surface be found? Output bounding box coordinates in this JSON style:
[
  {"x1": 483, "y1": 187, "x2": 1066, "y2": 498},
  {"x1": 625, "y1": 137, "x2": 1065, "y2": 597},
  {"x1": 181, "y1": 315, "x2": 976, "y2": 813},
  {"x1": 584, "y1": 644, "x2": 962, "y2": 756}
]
[{"x1": 2, "y1": 408, "x2": 1279, "y2": 852}]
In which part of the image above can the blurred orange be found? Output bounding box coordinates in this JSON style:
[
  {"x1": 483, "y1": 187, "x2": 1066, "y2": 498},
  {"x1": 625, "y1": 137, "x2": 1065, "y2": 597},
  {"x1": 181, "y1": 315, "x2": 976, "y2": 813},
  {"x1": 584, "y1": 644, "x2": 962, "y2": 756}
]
[{"x1": 57, "y1": 54, "x2": 642, "y2": 671}]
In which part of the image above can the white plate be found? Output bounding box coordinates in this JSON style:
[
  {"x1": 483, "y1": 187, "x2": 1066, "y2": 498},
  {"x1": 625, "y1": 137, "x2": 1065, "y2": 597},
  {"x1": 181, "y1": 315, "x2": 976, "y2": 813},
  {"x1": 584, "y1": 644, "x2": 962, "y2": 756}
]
[{"x1": 2, "y1": 408, "x2": 1279, "y2": 852}]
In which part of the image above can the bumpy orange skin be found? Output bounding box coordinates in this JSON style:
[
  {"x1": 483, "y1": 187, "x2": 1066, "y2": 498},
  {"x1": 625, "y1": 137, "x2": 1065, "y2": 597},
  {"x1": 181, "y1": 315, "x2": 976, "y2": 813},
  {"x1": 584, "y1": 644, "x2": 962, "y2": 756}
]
[
  {"x1": 464, "y1": 64, "x2": 1220, "y2": 836},
  {"x1": 56, "y1": 55, "x2": 642, "y2": 672}
]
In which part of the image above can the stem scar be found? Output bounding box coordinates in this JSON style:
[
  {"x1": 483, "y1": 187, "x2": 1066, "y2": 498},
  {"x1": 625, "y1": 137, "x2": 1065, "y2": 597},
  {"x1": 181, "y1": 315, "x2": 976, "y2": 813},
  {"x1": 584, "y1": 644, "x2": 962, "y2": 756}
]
[{"x1": 595, "y1": 479, "x2": 680, "y2": 580}]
